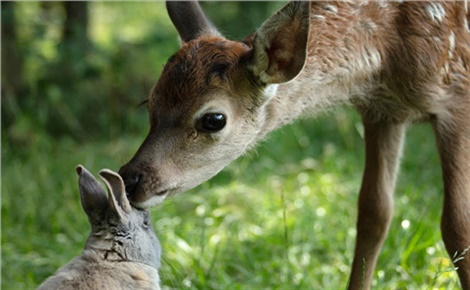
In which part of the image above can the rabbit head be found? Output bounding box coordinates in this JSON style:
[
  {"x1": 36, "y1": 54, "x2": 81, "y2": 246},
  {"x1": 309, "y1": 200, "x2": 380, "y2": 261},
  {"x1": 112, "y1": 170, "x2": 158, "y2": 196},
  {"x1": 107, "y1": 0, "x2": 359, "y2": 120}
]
[{"x1": 76, "y1": 165, "x2": 161, "y2": 269}]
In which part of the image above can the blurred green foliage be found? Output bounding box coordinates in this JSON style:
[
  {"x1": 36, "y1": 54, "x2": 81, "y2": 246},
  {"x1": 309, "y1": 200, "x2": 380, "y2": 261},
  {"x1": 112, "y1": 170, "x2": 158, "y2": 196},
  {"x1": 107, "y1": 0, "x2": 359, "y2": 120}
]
[
  {"x1": 3, "y1": 2, "x2": 171, "y2": 144},
  {"x1": 2, "y1": 1, "x2": 283, "y2": 145},
  {"x1": 1, "y1": 1, "x2": 459, "y2": 289}
]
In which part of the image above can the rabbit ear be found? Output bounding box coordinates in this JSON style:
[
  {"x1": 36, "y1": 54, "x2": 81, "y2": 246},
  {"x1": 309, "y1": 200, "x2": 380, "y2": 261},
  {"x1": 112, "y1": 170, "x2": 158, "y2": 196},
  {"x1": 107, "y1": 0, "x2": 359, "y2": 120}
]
[
  {"x1": 76, "y1": 165, "x2": 108, "y2": 223},
  {"x1": 99, "y1": 169, "x2": 132, "y2": 217}
]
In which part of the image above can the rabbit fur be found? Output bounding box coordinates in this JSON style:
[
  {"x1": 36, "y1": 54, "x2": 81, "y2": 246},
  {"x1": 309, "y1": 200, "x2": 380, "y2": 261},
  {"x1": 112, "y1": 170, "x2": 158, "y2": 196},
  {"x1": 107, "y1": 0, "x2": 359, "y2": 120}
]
[{"x1": 37, "y1": 165, "x2": 161, "y2": 290}]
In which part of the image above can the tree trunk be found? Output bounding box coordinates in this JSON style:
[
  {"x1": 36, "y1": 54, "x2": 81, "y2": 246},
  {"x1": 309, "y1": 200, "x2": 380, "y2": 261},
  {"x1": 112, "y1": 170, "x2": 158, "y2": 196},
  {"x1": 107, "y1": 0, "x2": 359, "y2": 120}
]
[
  {"x1": 1, "y1": 1, "x2": 24, "y2": 126},
  {"x1": 61, "y1": 1, "x2": 89, "y2": 60},
  {"x1": 2, "y1": 2, "x2": 24, "y2": 98}
]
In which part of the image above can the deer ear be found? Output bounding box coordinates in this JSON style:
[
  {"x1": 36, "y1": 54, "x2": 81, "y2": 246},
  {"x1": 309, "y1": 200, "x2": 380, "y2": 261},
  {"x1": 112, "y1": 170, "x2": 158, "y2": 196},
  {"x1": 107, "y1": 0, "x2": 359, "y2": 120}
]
[
  {"x1": 166, "y1": 1, "x2": 220, "y2": 43},
  {"x1": 249, "y1": 1, "x2": 310, "y2": 84}
]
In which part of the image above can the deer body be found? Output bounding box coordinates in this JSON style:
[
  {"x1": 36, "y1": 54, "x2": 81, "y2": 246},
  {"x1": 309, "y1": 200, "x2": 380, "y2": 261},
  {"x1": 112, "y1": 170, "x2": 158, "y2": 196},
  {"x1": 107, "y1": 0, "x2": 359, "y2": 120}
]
[
  {"x1": 120, "y1": 1, "x2": 470, "y2": 289},
  {"x1": 268, "y1": 2, "x2": 469, "y2": 126}
]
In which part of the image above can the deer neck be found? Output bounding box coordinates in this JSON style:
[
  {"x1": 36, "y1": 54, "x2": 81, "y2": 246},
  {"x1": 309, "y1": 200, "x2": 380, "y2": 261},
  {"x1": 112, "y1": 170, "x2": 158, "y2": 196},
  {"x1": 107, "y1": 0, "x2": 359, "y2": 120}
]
[{"x1": 258, "y1": 1, "x2": 393, "y2": 138}]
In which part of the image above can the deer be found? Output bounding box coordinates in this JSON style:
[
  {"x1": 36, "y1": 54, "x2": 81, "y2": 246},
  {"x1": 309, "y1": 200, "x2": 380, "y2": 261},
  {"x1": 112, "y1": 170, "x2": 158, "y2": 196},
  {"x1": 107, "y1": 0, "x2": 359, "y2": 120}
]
[{"x1": 118, "y1": 1, "x2": 470, "y2": 289}]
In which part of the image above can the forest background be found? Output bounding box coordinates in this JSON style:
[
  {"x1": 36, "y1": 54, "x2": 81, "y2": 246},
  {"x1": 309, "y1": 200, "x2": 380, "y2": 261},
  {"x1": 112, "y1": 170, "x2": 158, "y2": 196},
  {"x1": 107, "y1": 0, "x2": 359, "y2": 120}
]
[{"x1": 2, "y1": 2, "x2": 459, "y2": 289}]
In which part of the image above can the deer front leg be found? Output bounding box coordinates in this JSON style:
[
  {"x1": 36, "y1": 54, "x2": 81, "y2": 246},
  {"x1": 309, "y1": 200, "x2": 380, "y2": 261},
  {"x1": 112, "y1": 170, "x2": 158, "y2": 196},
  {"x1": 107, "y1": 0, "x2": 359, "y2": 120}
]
[
  {"x1": 433, "y1": 110, "x2": 470, "y2": 289},
  {"x1": 347, "y1": 119, "x2": 406, "y2": 290}
]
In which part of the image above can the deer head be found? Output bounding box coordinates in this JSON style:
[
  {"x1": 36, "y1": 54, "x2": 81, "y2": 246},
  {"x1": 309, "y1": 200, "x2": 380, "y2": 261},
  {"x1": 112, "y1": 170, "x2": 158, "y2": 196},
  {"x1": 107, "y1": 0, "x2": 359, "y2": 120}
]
[{"x1": 119, "y1": 1, "x2": 310, "y2": 208}]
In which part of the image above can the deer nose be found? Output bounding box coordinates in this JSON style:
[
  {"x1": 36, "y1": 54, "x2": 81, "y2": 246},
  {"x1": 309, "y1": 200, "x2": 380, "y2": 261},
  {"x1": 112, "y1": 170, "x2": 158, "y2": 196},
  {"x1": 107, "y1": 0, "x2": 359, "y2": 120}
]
[
  {"x1": 125, "y1": 174, "x2": 143, "y2": 196},
  {"x1": 119, "y1": 168, "x2": 143, "y2": 197}
]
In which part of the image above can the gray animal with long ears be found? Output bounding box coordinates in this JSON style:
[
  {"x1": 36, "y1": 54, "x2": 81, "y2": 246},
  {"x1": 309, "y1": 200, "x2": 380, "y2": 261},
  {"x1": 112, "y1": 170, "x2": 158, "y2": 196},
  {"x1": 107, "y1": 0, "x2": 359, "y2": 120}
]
[{"x1": 37, "y1": 165, "x2": 161, "y2": 290}]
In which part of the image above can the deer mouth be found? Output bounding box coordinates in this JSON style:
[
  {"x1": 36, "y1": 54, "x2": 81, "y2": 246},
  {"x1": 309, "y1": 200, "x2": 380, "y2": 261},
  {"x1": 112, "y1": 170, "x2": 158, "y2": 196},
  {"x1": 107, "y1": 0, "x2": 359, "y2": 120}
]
[
  {"x1": 155, "y1": 189, "x2": 169, "y2": 196},
  {"x1": 130, "y1": 187, "x2": 176, "y2": 209}
]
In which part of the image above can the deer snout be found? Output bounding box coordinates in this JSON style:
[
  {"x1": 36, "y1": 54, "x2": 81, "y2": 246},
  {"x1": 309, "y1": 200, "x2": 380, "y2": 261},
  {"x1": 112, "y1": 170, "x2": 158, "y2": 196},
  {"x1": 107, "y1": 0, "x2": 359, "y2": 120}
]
[
  {"x1": 119, "y1": 164, "x2": 170, "y2": 208},
  {"x1": 125, "y1": 174, "x2": 143, "y2": 197},
  {"x1": 118, "y1": 166, "x2": 143, "y2": 197}
]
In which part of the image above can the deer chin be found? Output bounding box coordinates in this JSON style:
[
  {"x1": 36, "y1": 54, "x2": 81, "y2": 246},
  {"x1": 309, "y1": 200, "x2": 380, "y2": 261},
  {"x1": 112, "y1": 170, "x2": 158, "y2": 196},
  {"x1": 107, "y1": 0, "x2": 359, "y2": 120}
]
[
  {"x1": 130, "y1": 188, "x2": 172, "y2": 209},
  {"x1": 126, "y1": 158, "x2": 232, "y2": 209}
]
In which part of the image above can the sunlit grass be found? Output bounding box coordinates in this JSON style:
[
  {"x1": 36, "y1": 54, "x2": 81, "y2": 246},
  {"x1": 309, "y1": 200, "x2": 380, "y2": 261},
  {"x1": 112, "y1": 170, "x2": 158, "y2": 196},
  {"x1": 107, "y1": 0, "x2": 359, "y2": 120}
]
[{"x1": 2, "y1": 109, "x2": 459, "y2": 289}]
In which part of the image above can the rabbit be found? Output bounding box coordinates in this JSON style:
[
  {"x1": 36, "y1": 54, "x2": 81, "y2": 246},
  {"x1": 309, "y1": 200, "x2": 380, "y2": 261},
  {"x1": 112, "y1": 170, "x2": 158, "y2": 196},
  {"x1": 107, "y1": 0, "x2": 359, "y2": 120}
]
[{"x1": 37, "y1": 165, "x2": 161, "y2": 290}]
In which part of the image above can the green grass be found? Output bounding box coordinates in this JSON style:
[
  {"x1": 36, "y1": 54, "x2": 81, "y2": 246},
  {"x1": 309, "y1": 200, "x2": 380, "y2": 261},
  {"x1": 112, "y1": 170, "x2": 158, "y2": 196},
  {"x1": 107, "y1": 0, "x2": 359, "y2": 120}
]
[{"x1": 2, "y1": 108, "x2": 460, "y2": 289}]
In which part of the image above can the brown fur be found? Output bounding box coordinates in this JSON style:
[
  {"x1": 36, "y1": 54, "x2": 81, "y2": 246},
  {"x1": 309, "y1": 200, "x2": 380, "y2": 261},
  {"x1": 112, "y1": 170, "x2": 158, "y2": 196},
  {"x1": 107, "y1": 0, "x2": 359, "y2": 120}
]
[{"x1": 120, "y1": 2, "x2": 470, "y2": 289}]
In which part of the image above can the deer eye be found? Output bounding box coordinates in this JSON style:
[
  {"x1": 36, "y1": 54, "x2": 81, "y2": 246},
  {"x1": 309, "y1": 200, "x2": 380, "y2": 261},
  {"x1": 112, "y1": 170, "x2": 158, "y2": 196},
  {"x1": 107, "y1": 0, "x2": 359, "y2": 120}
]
[{"x1": 199, "y1": 113, "x2": 226, "y2": 132}]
